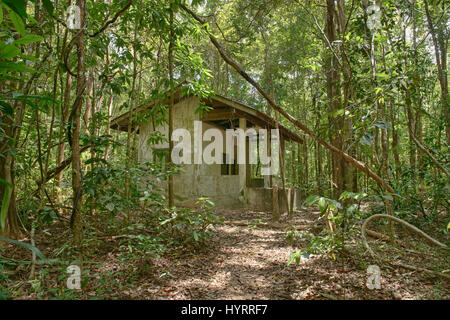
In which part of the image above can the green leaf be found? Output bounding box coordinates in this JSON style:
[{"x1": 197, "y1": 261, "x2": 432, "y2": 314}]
[
  {"x1": 14, "y1": 34, "x2": 43, "y2": 45},
  {"x1": 376, "y1": 73, "x2": 389, "y2": 80},
  {"x1": 0, "y1": 61, "x2": 36, "y2": 73},
  {"x1": 0, "y1": 237, "x2": 48, "y2": 262},
  {"x1": 9, "y1": 10, "x2": 26, "y2": 36},
  {"x1": 7, "y1": 94, "x2": 59, "y2": 105},
  {"x1": 42, "y1": 0, "x2": 54, "y2": 16},
  {"x1": 193, "y1": 231, "x2": 199, "y2": 242},
  {"x1": 303, "y1": 195, "x2": 319, "y2": 207},
  {"x1": 318, "y1": 197, "x2": 327, "y2": 213},
  {"x1": 331, "y1": 109, "x2": 345, "y2": 117},
  {"x1": 0, "y1": 101, "x2": 13, "y2": 115},
  {"x1": 338, "y1": 191, "x2": 350, "y2": 201},
  {"x1": 3, "y1": 0, "x2": 27, "y2": 18},
  {"x1": 0, "y1": 44, "x2": 20, "y2": 59},
  {"x1": 288, "y1": 251, "x2": 301, "y2": 265},
  {"x1": 17, "y1": 52, "x2": 39, "y2": 61},
  {"x1": 328, "y1": 199, "x2": 342, "y2": 210}
]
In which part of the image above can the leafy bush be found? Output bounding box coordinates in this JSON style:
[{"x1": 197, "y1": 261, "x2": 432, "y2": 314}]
[
  {"x1": 303, "y1": 194, "x2": 343, "y2": 234},
  {"x1": 287, "y1": 191, "x2": 370, "y2": 265},
  {"x1": 83, "y1": 161, "x2": 168, "y2": 217},
  {"x1": 392, "y1": 164, "x2": 449, "y2": 225},
  {"x1": 287, "y1": 232, "x2": 342, "y2": 265},
  {"x1": 158, "y1": 198, "x2": 223, "y2": 247},
  {"x1": 118, "y1": 233, "x2": 168, "y2": 261}
]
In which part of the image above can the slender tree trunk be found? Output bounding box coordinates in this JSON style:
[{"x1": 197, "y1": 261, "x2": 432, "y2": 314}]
[
  {"x1": 314, "y1": 95, "x2": 322, "y2": 196},
  {"x1": 0, "y1": 115, "x2": 19, "y2": 237},
  {"x1": 168, "y1": 5, "x2": 175, "y2": 207},
  {"x1": 70, "y1": 0, "x2": 86, "y2": 249},
  {"x1": 125, "y1": 7, "x2": 139, "y2": 204},
  {"x1": 302, "y1": 139, "x2": 308, "y2": 194},
  {"x1": 104, "y1": 91, "x2": 113, "y2": 161},
  {"x1": 424, "y1": 0, "x2": 449, "y2": 146},
  {"x1": 53, "y1": 22, "x2": 71, "y2": 199},
  {"x1": 366, "y1": 2, "x2": 394, "y2": 235},
  {"x1": 390, "y1": 97, "x2": 400, "y2": 179},
  {"x1": 83, "y1": 72, "x2": 94, "y2": 134},
  {"x1": 325, "y1": 0, "x2": 346, "y2": 199},
  {"x1": 56, "y1": 73, "x2": 72, "y2": 202},
  {"x1": 103, "y1": 46, "x2": 112, "y2": 162},
  {"x1": 132, "y1": 62, "x2": 143, "y2": 164},
  {"x1": 405, "y1": 85, "x2": 417, "y2": 172}
]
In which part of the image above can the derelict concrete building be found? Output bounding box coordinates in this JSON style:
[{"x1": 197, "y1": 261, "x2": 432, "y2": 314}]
[{"x1": 112, "y1": 85, "x2": 304, "y2": 212}]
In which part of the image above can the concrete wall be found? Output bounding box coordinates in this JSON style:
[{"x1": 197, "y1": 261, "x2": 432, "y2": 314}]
[{"x1": 246, "y1": 187, "x2": 303, "y2": 212}]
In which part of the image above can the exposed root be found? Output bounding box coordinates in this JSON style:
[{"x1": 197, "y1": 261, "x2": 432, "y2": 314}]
[
  {"x1": 361, "y1": 214, "x2": 449, "y2": 280},
  {"x1": 365, "y1": 229, "x2": 391, "y2": 242},
  {"x1": 389, "y1": 261, "x2": 450, "y2": 280}
]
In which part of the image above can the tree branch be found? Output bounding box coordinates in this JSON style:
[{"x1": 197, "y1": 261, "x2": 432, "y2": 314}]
[
  {"x1": 181, "y1": 3, "x2": 395, "y2": 194},
  {"x1": 89, "y1": 0, "x2": 133, "y2": 38},
  {"x1": 34, "y1": 145, "x2": 91, "y2": 195}
]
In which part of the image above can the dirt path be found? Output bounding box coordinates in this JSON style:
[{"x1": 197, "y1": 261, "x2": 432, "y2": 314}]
[
  {"x1": 149, "y1": 208, "x2": 316, "y2": 300},
  {"x1": 133, "y1": 208, "x2": 446, "y2": 300}
]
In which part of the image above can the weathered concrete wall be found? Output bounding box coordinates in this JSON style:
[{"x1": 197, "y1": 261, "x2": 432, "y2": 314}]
[
  {"x1": 246, "y1": 187, "x2": 303, "y2": 212},
  {"x1": 246, "y1": 187, "x2": 273, "y2": 211},
  {"x1": 138, "y1": 96, "x2": 242, "y2": 208},
  {"x1": 138, "y1": 96, "x2": 199, "y2": 162}
]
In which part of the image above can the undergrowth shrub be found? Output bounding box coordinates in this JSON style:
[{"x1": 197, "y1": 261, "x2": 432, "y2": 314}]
[
  {"x1": 158, "y1": 197, "x2": 223, "y2": 248},
  {"x1": 83, "y1": 161, "x2": 169, "y2": 218}
]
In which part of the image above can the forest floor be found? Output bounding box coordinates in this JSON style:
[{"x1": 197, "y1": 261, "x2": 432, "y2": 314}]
[
  {"x1": 2, "y1": 207, "x2": 449, "y2": 300},
  {"x1": 136, "y1": 208, "x2": 449, "y2": 300}
]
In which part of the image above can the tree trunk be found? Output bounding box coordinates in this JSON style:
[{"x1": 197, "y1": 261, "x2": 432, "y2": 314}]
[
  {"x1": 83, "y1": 72, "x2": 94, "y2": 134},
  {"x1": 390, "y1": 97, "x2": 400, "y2": 179},
  {"x1": 0, "y1": 114, "x2": 19, "y2": 238},
  {"x1": 424, "y1": 0, "x2": 449, "y2": 146},
  {"x1": 104, "y1": 91, "x2": 113, "y2": 161},
  {"x1": 168, "y1": 5, "x2": 175, "y2": 207},
  {"x1": 56, "y1": 73, "x2": 72, "y2": 202},
  {"x1": 325, "y1": 0, "x2": 344, "y2": 199},
  {"x1": 70, "y1": 0, "x2": 86, "y2": 249}
]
